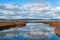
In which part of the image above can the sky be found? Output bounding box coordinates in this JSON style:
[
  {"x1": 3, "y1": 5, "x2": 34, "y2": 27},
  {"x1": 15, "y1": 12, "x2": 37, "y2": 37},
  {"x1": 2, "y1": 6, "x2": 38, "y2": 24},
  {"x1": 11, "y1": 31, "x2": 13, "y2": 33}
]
[
  {"x1": 0, "y1": 0, "x2": 60, "y2": 19},
  {"x1": 0, "y1": 0, "x2": 60, "y2": 7}
]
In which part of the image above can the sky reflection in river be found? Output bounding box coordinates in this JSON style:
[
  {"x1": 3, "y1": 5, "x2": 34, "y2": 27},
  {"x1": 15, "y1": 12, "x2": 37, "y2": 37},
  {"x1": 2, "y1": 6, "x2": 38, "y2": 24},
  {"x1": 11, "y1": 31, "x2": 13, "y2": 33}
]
[{"x1": 0, "y1": 23, "x2": 57, "y2": 40}]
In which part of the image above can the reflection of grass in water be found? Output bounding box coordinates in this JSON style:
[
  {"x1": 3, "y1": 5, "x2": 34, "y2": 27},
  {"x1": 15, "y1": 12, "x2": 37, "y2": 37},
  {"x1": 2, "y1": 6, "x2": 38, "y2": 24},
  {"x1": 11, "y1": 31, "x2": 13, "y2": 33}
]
[{"x1": 0, "y1": 23, "x2": 54, "y2": 40}]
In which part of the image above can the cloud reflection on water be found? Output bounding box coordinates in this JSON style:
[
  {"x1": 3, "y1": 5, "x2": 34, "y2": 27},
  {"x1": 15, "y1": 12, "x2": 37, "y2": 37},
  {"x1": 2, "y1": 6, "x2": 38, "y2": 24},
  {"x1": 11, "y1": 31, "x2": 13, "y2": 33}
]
[{"x1": 0, "y1": 23, "x2": 55, "y2": 40}]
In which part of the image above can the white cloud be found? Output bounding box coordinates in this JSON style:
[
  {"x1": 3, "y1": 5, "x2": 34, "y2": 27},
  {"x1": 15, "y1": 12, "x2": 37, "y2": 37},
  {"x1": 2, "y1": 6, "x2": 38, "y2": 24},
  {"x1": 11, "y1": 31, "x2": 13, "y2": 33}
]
[
  {"x1": 0, "y1": 3, "x2": 60, "y2": 19},
  {"x1": 55, "y1": 7, "x2": 60, "y2": 10}
]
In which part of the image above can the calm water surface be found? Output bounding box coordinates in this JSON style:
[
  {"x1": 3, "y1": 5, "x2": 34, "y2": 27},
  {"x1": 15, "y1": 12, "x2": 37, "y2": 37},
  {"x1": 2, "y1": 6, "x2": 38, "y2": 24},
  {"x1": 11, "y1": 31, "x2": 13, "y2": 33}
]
[{"x1": 0, "y1": 23, "x2": 60, "y2": 40}]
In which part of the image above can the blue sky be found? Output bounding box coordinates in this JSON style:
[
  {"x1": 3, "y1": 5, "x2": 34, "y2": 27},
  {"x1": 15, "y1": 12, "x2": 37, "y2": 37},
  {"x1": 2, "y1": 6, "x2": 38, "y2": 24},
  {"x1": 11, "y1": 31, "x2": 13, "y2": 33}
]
[{"x1": 0, "y1": 0, "x2": 60, "y2": 7}]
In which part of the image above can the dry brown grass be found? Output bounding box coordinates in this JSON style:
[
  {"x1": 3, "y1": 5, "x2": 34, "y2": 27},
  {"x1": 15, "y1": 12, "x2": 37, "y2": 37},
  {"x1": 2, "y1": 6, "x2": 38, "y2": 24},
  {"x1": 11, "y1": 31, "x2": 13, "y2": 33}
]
[{"x1": 0, "y1": 20, "x2": 26, "y2": 30}]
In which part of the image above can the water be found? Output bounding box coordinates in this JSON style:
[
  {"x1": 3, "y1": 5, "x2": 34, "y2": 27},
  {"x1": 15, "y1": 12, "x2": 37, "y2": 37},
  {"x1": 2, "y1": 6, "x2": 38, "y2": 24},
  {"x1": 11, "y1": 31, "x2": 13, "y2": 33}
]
[{"x1": 0, "y1": 23, "x2": 59, "y2": 40}]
